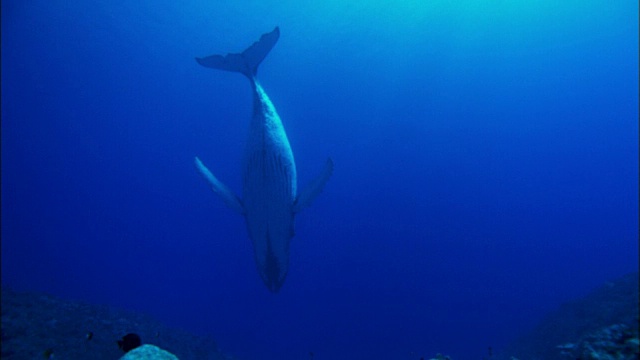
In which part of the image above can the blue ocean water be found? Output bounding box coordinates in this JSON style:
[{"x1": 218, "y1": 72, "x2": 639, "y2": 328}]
[{"x1": 1, "y1": 0, "x2": 638, "y2": 359}]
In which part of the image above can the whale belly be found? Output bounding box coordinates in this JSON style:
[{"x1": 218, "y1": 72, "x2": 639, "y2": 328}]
[
  {"x1": 242, "y1": 148, "x2": 296, "y2": 290},
  {"x1": 244, "y1": 148, "x2": 295, "y2": 232}
]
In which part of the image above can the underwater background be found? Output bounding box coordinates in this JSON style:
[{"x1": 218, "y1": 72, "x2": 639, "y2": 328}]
[{"x1": 1, "y1": 1, "x2": 638, "y2": 359}]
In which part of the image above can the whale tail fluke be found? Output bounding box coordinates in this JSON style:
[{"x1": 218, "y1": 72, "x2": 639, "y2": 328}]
[{"x1": 196, "y1": 27, "x2": 280, "y2": 79}]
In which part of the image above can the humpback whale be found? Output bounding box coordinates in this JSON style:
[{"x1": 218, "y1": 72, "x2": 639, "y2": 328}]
[{"x1": 195, "y1": 27, "x2": 333, "y2": 292}]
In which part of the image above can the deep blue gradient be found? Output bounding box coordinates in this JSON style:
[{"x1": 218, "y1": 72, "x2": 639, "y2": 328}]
[{"x1": 2, "y1": 1, "x2": 638, "y2": 359}]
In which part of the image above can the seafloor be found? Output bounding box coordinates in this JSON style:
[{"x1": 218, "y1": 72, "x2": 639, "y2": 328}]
[
  {"x1": 0, "y1": 288, "x2": 232, "y2": 360},
  {"x1": 1, "y1": 272, "x2": 638, "y2": 360}
]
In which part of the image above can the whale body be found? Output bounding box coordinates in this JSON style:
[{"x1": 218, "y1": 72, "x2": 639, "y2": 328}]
[{"x1": 194, "y1": 27, "x2": 333, "y2": 292}]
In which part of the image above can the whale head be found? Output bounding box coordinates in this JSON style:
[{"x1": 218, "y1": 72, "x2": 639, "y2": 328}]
[{"x1": 253, "y1": 231, "x2": 291, "y2": 292}]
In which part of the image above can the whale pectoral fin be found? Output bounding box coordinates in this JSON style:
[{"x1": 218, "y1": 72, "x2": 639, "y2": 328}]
[
  {"x1": 293, "y1": 158, "x2": 334, "y2": 213},
  {"x1": 195, "y1": 157, "x2": 244, "y2": 214}
]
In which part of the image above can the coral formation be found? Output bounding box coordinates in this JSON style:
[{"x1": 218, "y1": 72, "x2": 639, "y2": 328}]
[
  {"x1": 557, "y1": 323, "x2": 639, "y2": 360},
  {"x1": 119, "y1": 344, "x2": 179, "y2": 360}
]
